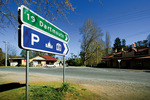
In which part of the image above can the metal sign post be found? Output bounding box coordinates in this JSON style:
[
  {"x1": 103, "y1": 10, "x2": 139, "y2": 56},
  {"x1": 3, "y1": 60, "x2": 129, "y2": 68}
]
[
  {"x1": 26, "y1": 50, "x2": 29, "y2": 100},
  {"x1": 118, "y1": 59, "x2": 121, "y2": 69},
  {"x1": 63, "y1": 56, "x2": 65, "y2": 83},
  {"x1": 18, "y1": 5, "x2": 69, "y2": 99}
]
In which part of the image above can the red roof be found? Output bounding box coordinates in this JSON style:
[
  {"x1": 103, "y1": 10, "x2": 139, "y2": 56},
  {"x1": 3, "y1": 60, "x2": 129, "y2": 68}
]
[
  {"x1": 42, "y1": 55, "x2": 57, "y2": 61},
  {"x1": 103, "y1": 55, "x2": 113, "y2": 59},
  {"x1": 135, "y1": 56, "x2": 150, "y2": 59},
  {"x1": 138, "y1": 48, "x2": 149, "y2": 52}
]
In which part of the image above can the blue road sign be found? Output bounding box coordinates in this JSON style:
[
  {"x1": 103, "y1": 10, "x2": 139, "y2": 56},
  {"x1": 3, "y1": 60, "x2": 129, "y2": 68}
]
[{"x1": 20, "y1": 24, "x2": 69, "y2": 56}]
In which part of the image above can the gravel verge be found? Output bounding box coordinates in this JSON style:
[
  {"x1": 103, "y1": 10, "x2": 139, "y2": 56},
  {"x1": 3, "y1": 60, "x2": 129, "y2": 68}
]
[{"x1": 0, "y1": 71, "x2": 150, "y2": 100}]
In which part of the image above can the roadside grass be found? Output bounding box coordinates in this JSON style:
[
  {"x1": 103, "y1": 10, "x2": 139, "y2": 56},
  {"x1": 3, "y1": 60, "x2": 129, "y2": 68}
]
[
  {"x1": 0, "y1": 66, "x2": 15, "y2": 67},
  {"x1": 0, "y1": 82, "x2": 101, "y2": 100}
]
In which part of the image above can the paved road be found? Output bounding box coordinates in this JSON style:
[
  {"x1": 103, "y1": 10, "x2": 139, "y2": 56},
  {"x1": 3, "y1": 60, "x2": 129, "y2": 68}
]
[{"x1": 0, "y1": 67, "x2": 150, "y2": 84}]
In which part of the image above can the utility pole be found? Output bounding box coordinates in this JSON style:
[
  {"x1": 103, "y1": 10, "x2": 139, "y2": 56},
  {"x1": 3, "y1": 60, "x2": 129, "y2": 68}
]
[
  {"x1": 97, "y1": 41, "x2": 98, "y2": 65},
  {"x1": 3, "y1": 41, "x2": 7, "y2": 67}
]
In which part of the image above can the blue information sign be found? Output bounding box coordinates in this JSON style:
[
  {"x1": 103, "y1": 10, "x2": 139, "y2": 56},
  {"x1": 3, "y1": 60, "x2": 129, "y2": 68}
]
[{"x1": 20, "y1": 24, "x2": 69, "y2": 56}]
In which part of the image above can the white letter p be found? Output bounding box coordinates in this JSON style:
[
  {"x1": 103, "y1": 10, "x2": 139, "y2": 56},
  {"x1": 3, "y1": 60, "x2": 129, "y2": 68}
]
[{"x1": 31, "y1": 33, "x2": 39, "y2": 45}]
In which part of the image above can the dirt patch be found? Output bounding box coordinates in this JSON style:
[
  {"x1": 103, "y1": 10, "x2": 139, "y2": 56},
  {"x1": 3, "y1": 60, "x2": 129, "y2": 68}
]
[
  {"x1": 0, "y1": 71, "x2": 150, "y2": 100},
  {"x1": 65, "y1": 78, "x2": 150, "y2": 100}
]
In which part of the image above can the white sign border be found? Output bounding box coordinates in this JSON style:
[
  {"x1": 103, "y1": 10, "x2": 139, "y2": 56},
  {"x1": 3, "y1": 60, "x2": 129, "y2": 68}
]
[
  {"x1": 19, "y1": 5, "x2": 69, "y2": 43},
  {"x1": 20, "y1": 24, "x2": 69, "y2": 56}
]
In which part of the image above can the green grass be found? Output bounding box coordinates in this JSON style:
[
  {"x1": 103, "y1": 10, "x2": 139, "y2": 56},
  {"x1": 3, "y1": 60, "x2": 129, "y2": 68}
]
[
  {"x1": 0, "y1": 82, "x2": 101, "y2": 100},
  {"x1": 0, "y1": 66, "x2": 15, "y2": 67}
]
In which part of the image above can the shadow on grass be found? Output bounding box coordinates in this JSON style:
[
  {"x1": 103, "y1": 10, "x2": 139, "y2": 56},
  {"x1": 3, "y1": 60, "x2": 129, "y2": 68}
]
[{"x1": 0, "y1": 82, "x2": 26, "y2": 92}]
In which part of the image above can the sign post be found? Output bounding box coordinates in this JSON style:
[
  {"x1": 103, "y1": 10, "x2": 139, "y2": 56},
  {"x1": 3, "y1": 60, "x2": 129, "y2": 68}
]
[
  {"x1": 118, "y1": 59, "x2": 121, "y2": 69},
  {"x1": 63, "y1": 56, "x2": 65, "y2": 83},
  {"x1": 18, "y1": 5, "x2": 69, "y2": 100},
  {"x1": 26, "y1": 50, "x2": 29, "y2": 100}
]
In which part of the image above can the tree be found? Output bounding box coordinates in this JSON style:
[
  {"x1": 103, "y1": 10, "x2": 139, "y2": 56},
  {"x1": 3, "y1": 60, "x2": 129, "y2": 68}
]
[
  {"x1": 105, "y1": 32, "x2": 111, "y2": 56},
  {"x1": 0, "y1": 48, "x2": 4, "y2": 65},
  {"x1": 113, "y1": 37, "x2": 121, "y2": 52},
  {"x1": 20, "y1": 49, "x2": 33, "y2": 59},
  {"x1": 122, "y1": 39, "x2": 126, "y2": 46},
  {"x1": 122, "y1": 39, "x2": 127, "y2": 50},
  {"x1": 7, "y1": 44, "x2": 17, "y2": 58},
  {"x1": 146, "y1": 34, "x2": 150, "y2": 47},
  {"x1": 86, "y1": 40, "x2": 105, "y2": 67},
  {"x1": 143, "y1": 40, "x2": 148, "y2": 47},
  {"x1": 80, "y1": 18, "x2": 103, "y2": 66},
  {"x1": 137, "y1": 41, "x2": 142, "y2": 47},
  {"x1": 0, "y1": 0, "x2": 75, "y2": 30},
  {"x1": 47, "y1": 53, "x2": 55, "y2": 57},
  {"x1": 32, "y1": 51, "x2": 46, "y2": 57}
]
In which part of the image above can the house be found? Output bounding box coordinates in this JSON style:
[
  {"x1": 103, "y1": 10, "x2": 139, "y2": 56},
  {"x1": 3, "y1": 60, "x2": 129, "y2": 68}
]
[
  {"x1": 9, "y1": 55, "x2": 58, "y2": 67},
  {"x1": 9, "y1": 56, "x2": 24, "y2": 66},
  {"x1": 30, "y1": 55, "x2": 57, "y2": 67},
  {"x1": 102, "y1": 47, "x2": 150, "y2": 69}
]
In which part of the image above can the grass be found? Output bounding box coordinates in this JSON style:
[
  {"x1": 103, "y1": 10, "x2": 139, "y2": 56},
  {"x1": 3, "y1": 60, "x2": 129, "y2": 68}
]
[
  {"x1": 0, "y1": 66, "x2": 16, "y2": 67},
  {"x1": 0, "y1": 82, "x2": 101, "y2": 100}
]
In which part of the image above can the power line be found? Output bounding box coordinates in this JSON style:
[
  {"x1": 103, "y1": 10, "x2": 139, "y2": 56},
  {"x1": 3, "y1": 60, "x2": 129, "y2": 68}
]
[{"x1": 100, "y1": 8, "x2": 150, "y2": 24}]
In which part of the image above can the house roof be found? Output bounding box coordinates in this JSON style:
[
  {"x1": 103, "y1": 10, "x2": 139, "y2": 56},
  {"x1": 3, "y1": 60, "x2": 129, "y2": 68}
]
[
  {"x1": 137, "y1": 48, "x2": 149, "y2": 52},
  {"x1": 42, "y1": 55, "x2": 57, "y2": 61},
  {"x1": 103, "y1": 47, "x2": 150, "y2": 61},
  {"x1": 135, "y1": 56, "x2": 150, "y2": 59},
  {"x1": 9, "y1": 56, "x2": 24, "y2": 60},
  {"x1": 103, "y1": 55, "x2": 113, "y2": 59}
]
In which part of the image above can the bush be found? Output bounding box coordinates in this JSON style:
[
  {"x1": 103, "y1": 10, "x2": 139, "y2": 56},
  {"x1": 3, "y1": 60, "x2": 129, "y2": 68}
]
[{"x1": 66, "y1": 58, "x2": 83, "y2": 66}]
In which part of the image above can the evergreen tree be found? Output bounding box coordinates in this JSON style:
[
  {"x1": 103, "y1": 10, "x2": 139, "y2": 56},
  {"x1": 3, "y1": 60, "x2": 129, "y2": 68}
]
[
  {"x1": 113, "y1": 37, "x2": 122, "y2": 52},
  {"x1": 0, "y1": 48, "x2": 4, "y2": 65}
]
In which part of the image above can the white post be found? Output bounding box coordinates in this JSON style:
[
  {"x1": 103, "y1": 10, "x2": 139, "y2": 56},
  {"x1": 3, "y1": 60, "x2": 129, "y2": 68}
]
[
  {"x1": 5, "y1": 41, "x2": 7, "y2": 67},
  {"x1": 26, "y1": 50, "x2": 29, "y2": 100},
  {"x1": 3, "y1": 41, "x2": 7, "y2": 67},
  {"x1": 118, "y1": 59, "x2": 121, "y2": 69}
]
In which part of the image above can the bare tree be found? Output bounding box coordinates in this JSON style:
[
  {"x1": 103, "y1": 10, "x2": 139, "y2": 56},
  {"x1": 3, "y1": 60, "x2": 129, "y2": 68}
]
[
  {"x1": 7, "y1": 43, "x2": 17, "y2": 57},
  {"x1": 0, "y1": 0, "x2": 75, "y2": 30},
  {"x1": 80, "y1": 18, "x2": 103, "y2": 66}
]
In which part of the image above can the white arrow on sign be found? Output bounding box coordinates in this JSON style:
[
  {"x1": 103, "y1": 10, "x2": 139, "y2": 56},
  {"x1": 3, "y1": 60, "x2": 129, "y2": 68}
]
[
  {"x1": 63, "y1": 43, "x2": 69, "y2": 55},
  {"x1": 20, "y1": 24, "x2": 69, "y2": 56}
]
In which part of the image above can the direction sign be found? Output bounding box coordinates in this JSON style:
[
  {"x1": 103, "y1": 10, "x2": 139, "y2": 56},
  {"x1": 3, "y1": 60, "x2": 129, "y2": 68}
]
[
  {"x1": 20, "y1": 24, "x2": 69, "y2": 56},
  {"x1": 18, "y1": 5, "x2": 69, "y2": 43}
]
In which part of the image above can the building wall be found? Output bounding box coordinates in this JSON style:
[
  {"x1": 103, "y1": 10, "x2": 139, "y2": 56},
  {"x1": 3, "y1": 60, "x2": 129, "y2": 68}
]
[
  {"x1": 112, "y1": 60, "x2": 117, "y2": 67},
  {"x1": 21, "y1": 60, "x2": 26, "y2": 66},
  {"x1": 130, "y1": 60, "x2": 136, "y2": 69},
  {"x1": 107, "y1": 60, "x2": 112, "y2": 67},
  {"x1": 143, "y1": 59, "x2": 150, "y2": 69},
  {"x1": 41, "y1": 61, "x2": 46, "y2": 67},
  {"x1": 120, "y1": 60, "x2": 126, "y2": 68}
]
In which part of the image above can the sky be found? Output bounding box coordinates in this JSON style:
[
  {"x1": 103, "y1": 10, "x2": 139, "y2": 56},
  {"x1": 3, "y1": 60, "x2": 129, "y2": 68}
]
[{"x1": 0, "y1": 0, "x2": 150, "y2": 59}]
